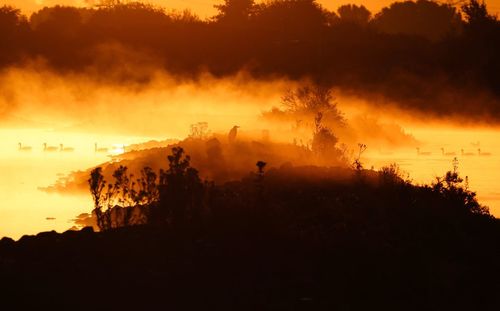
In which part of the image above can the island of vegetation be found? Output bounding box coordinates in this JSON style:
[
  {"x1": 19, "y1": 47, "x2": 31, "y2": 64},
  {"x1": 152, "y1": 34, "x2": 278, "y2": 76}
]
[{"x1": 1, "y1": 0, "x2": 500, "y2": 309}]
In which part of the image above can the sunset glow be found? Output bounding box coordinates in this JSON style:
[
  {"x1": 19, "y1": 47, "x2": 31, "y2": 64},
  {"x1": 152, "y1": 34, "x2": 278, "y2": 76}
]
[
  {"x1": 0, "y1": 0, "x2": 499, "y2": 233},
  {"x1": 2, "y1": 0, "x2": 500, "y2": 16},
  {"x1": 1, "y1": 1, "x2": 500, "y2": 308}
]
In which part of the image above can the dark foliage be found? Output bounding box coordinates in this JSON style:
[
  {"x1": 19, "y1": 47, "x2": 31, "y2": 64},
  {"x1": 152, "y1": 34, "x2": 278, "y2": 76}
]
[
  {"x1": 0, "y1": 1, "x2": 499, "y2": 119},
  {"x1": 372, "y1": 0, "x2": 462, "y2": 40},
  {"x1": 337, "y1": 4, "x2": 372, "y2": 26},
  {"x1": 1, "y1": 149, "x2": 499, "y2": 310}
]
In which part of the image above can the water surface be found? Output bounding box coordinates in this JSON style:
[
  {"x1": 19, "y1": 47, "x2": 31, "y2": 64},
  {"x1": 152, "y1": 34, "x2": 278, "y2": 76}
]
[
  {"x1": 1, "y1": 126, "x2": 499, "y2": 240},
  {"x1": 0, "y1": 128, "x2": 154, "y2": 240}
]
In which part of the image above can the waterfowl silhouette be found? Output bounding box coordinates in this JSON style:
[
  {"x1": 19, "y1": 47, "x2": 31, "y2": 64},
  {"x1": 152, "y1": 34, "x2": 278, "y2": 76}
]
[
  {"x1": 43, "y1": 143, "x2": 58, "y2": 152},
  {"x1": 461, "y1": 149, "x2": 475, "y2": 156},
  {"x1": 228, "y1": 126, "x2": 240, "y2": 143},
  {"x1": 18, "y1": 143, "x2": 32, "y2": 151},
  {"x1": 95, "y1": 143, "x2": 109, "y2": 153},
  {"x1": 478, "y1": 148, "x2": 492, "y2": 156},
  {"x1": 60, "y1": 144, "x2": 75, "y2": 152},
  {"x1": 416, "y1": 147, "x2": 431, "y2": 156},
  {"x1": 440, "y1": 148, "x2": 456, "y2": 156}
]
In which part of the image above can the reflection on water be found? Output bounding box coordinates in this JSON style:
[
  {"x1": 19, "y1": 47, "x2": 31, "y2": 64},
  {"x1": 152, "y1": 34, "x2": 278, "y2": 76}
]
[
  {"x1": 0, "y1": 126, "x2": 499, "y2": 240},
  {"x1": 0, "y1": 128, "x2": 156, "y2": 240}
]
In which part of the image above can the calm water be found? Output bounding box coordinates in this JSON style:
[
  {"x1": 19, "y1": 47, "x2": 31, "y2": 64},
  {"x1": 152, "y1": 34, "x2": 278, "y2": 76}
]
[
  {"x1": 0, "y1": 128, "x2": 154, "y2": 240},
  {"x1": 365, "y1": 127, "x2": 500, "y2": 216},
  {"x1": 1, "y1": 126, "x2": 499, "y2": 240}
]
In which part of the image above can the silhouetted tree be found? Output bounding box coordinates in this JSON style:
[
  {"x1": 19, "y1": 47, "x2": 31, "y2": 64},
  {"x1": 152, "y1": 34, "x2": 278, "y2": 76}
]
[
  {"x1": 351, "y1": 143, "x2": 367, "y2": 171},
  {"x1": 134, "y1": 166, "x2": 158, "y2": 206},
  {"x1": 214, "y1": 0, "x2": 255, "y2": 24},
  {"x1": 88, "y1": 167, "x2": 108, "y2": 231},
  {"x1": 378, "y1": 163, "x2": 410, "y2": 188},
  {"x1": 29, "y1": 6, "x2": 88, "y2": 67},
  {"x1": 158, "y1": 147, "x2": 203, "y2": 227},
  {"x1": 252, "y1": 0, "x2": 329, "y2": 68},
  {"x1": 311, "y1": 112, "x2": 342, "y2": 161},
  {"x1": 462, "y1": 0, "x2": 497, "y2": 27},
  {"x1": 189, "y1": 122, "x2": 210, "y2": 140},
  {"x1": 337, "y1": 4, "x2": 371, "y2": 26},
  {"x1": 0, "y1": 6, "x2": 30, "y2": 64},
  {"x1": 2, "y1": 1, "x2": 500, "y2": 119},
  {"x1": 372, "y1": 0, "x2": 462, "y2": 40},
  {"x1": 95, "y1": 0, "x2": 125, "y2": 8},
  {"x1": 432, "y1": 157, "x2": 489, "y2": 215},
  {"x1": 281, "y1": 85, "x2": 345, "y2": 126}
]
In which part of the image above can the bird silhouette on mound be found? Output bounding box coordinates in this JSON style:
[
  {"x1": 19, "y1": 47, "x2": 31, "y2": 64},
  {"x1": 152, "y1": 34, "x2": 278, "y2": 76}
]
[{"x1": 228, "y1": 126, "x2": 240, "y2": 144}]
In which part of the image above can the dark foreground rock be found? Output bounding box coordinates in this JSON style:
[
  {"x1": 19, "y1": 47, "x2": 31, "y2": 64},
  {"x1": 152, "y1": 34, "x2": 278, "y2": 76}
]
[
  {"x1": 0, "y1": 218, "x2": 499, "y2": 311},
  {"x1": 2, "y1": 165, "x2": 500, "y2": 310}
]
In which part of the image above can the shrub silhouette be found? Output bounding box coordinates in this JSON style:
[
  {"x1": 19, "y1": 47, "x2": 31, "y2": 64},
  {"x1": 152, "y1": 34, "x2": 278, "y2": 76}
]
[
  {"x1": 88, "y1": 167, "x2": 107, "y2": 231},
  {"x1": 432, "y1": 158, "x2": 489, "y2": 215},
  {"x1": 156, "y1": 147, "x2": 204, "y2": 227},
  {"x1": 214, "y1": 0, "x2": 256, "y2": 24},
  {"x1": 5, "y1": 153, "x2": 500, "y2": 309},
  {"x1": 89, "y1": 144, "x2": 490, "y2": 236},
  {"x1": 352, "y1": 143, "x2": 367, "y2": 171},
  {"x1": 88, "y1": 147, "x2": 204, "y2": 230},
  {"x1": 311, "y1": 112, "x2": 342, "y2": 161},
  {"x1": 280, "y1": 85, "x2": 345, "y2": 127},
  {"x1": 372, "y1": 0, "x2": 462, "y2": 41},
  {"x1": 337, "y1": 4, "x2": 371, "y2": 26}
]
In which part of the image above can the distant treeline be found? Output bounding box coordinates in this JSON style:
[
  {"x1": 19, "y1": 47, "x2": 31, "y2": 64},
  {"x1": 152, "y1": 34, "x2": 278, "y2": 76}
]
[{"x1": 1, "y1": 0, "x2": 500, "y2": 117}]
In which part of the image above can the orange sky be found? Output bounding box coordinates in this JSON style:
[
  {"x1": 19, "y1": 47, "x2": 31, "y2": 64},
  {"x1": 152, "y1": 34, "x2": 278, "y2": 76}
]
[{"x1": 2, "y1": 0, "x2": 500, "y2": 17}]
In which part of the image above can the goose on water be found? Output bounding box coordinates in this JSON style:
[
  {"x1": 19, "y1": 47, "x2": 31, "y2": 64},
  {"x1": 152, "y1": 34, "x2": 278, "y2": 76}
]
[
  {"x1": 461, "y1": 149, "x2": 475, "y2": 156},
  {"x1": 43, "y1": 143, "x2": 58, "y2": 152},
  {"x1": 478, "y1": 148, "x2": 492, "y2": 156},
  {"x1": 95, "y1": 143, "x2": 109, "y2": 153},
  {"x1": 18, "y1": 143, "x2": 32, "y2": 151},
  {"x1": 60, "y1": 144, "x2": 75, "y2": 152},
  {"x1": 416, "y1": 147, "x2": 431, "y2": 156},
  {"x1": 440, "y1": 148, "x2": 456, "y2": 156}
]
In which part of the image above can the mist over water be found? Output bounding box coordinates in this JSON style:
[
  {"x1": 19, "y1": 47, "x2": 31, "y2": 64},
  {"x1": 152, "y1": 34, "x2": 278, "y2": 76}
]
[
  {"x1": 365, "y1": 127, "x2": 500, "y2": 216},
  {"x1": 3, "y1": 126, "x2": 499, "y2": 240},
  {"x1": 2, "y1": 110, "x2": 499, "y2": 240},
  {"x1": 0, "y1": 128, "x2": 157, "y2": 239},
  {"x1": 0, "y1": 67, "x2": 499, "y2": 239}
]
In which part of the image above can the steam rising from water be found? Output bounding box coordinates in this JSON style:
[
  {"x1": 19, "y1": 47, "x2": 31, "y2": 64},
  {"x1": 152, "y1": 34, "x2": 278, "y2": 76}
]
[
  {"x1": 1, "y1": 64, "x2": 499, "y2": 240},
  {"x1": 0, "y1": 65, "x2": 292, "y2": 138},
  {"x1": 0, "y1": 64, "x2": 419, "y2": 148}
]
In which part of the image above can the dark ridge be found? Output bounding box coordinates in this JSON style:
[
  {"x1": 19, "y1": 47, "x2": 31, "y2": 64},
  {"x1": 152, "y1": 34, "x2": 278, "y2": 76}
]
[{"x1": 1, "y1": 161, "x2": 499, "y2": 310}]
